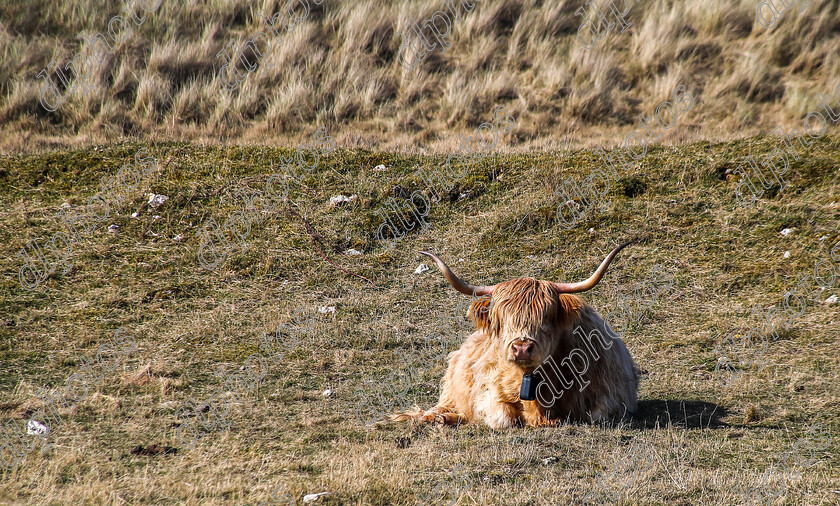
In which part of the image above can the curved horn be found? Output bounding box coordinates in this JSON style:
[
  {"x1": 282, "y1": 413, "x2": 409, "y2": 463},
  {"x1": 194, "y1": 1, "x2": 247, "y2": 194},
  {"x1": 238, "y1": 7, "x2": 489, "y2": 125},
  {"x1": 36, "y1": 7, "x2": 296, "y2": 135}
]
[
  {"x1": 553, "y1": 241, "x2": 632, "y2": 293},
  {"x1": 419, "y1": 251, "x2": 495, "y2": 296}
]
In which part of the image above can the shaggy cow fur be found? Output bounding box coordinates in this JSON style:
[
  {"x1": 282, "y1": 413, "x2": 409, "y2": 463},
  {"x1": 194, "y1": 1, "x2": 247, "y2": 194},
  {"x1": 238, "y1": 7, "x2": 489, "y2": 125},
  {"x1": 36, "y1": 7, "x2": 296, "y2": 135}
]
[{"x1": 392, "y1": 270, "x2": 639, "y2": 428}]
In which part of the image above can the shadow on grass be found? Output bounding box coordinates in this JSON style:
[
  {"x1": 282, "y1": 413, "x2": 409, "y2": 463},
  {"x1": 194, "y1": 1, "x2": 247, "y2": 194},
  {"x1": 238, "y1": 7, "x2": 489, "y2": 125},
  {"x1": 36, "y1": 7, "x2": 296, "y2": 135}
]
[{"x1": 627, "y1": 399, "x2": 729, "y2": 430}]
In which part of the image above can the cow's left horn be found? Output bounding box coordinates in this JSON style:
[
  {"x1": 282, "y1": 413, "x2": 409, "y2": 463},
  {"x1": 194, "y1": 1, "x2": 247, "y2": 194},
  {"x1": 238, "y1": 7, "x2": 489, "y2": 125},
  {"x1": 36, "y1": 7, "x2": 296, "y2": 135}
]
[
  {"x1": 553, "y1": 241, "x2": 632, "y2": 293},
  {"x1": 419, "y1": 252, "x2": 495, "y2": 296}
]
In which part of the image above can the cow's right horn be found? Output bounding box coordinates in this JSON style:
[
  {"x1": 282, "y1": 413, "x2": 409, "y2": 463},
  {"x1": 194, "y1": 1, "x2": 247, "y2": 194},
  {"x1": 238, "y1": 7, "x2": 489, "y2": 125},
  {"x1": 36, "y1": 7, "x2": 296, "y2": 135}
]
[
  {"x1": 419, "y1": 252, "x2": 495, "y2": 296},
  {"x1": 553, "y1": 241, "x2": 632, "y2": 293}
]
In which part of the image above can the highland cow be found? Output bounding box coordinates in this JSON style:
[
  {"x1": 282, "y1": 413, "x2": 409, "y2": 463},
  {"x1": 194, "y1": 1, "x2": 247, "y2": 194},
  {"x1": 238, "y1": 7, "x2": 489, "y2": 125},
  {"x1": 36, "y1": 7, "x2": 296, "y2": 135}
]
[{"x1": 392, "y1": 242, "x2": 639, "y2": 428}]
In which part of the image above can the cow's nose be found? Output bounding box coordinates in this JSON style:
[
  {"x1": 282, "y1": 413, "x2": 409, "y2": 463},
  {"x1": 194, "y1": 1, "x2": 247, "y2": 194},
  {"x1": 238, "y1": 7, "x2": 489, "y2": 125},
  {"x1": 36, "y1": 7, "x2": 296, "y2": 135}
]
[{"x1": 512, "y1": 342, "x2": 534, "y2": 360}]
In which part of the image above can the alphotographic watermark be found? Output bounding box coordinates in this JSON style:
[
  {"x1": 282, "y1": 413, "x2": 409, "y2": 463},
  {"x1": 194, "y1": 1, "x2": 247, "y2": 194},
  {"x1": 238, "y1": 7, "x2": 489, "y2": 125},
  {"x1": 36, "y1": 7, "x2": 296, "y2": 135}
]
[
  {"x1": 756, "y1": 0, "x2": 810, "y2": 30},
  {"x1": 582, "y1": 440, "x2": 656, "y2": 503},
  {"x1": 580, "y1": 431, "x2": 695, "y2": 503},
  {"x1": 734, "y1": 83, "x2": 838, "y2": 207},
  {"x1": 735, "y1": 422, "x2": 831, "y2": 502},
  {"x1": 555, "y1": 85, "x2": 694, "y2": 229},
  {"x1": 713, "y1": 329, "x2": 768, "y2": 386},
  {"x1": 534, "y1": 264, "x2": 674, "y2": 409},
  {"x1": 398, "y1": 0, "x2": 480, "y2": 70},
  {"x1": 1, "y1": 327, "x2": 136, "y2": 471},
  {"x1": 17, "y1": 148, "x2": 158, "y2": 291},
  {"x1": 354, "y1": 333, "x2": 459, "y2": 428},
  {"x1": 217, "y1": 0, "x2": 323, "y2": 91},
  {"x1": 374, "y1": 106, "x2": 514, "y2": 249},
  {"x1": 576, "y1": 0, "x2": 642, "y2": 49},
  {"x1": 196, "y1": 127, "x2": 334, "y2": 271},
  {"x1": 714, "y1": 237, "x2": 840, "y2": 385},
  {"x1": 37, "y1": 0, "x2": 163, "y2": 111},
  {"x1": 256, "y1": 483, "x2": 296, "y2": 505},
  {"x1": 417, "y1": 464, "x2": 473, "y2": 506},
  {"x1": 175, "y1": 309, "x2": 317, "y2": 449},
  {"x1": 353, "y1": 292, "x2": 479, "y2": 427},
  {"x1": 484, "y1": 429, "x2": 542, "y2": 472}
]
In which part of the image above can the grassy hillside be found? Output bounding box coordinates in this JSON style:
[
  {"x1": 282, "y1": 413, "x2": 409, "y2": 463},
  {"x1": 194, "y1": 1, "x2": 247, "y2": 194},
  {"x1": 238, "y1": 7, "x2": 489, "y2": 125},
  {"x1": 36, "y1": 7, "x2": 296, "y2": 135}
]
[
  {"x1": 2, "y1": 0, "x2": 840, "y2": 153},
  {"x1": 0, "y1": 135, "x2": 838, "y2": 504}
]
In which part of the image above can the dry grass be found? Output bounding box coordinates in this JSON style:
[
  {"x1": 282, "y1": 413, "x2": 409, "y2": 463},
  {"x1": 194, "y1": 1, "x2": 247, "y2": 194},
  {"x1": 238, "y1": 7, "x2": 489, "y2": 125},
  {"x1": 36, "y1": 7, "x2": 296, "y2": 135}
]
[
  {"x1": 2, "y1": 0, "x2": 840, "y2": 503},
  {"x1": 0, "y1": 134, "x2": 838, "y2": 504},
  {"x1": 2, "y1": 0, "x2": 840, "y2": 154}
]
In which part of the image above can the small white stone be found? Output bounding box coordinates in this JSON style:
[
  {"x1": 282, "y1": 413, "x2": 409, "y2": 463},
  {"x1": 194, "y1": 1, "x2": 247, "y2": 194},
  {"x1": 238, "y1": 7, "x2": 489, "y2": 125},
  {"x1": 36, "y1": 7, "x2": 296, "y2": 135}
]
[
  {"x1": 330, "y1": 194, "x2": 358, "y2": 206},
  {"x1": 131, "y1": 212, "x2": 140, "y2": 218},
  {"x1": 783, "y1": 251, "x2": 791, "y2": 258},
  {"x1": 153, "y1": 215, "x2": 161, "y2": 220},
  {"x1": 303, "y1": 492, "x2": 331, "y2": 503},
  {"x1": 374, "y1": 164, "x2": 387, "y2": 171},
  {"x1": 780, "y1": 228, "x2": 794, "y2": 237},
  {"x1": 345, "y1": 249, "x2": 362, "y2": 256},
  {"x1": 27, "y1": 420, "x2": 48, "y2": 436},
  {"x1": 415, "y1": 264, "x2": 430, "y2": 274},
  {"x1": 147, "y1": 193, "x2": 168, "y2": 208},
  {"x1": 318, "y1": 306, "x2": 336, "y2": 314},
  {"x1": 322, "y1": 389, "x2": 333, "y2": 397},
  {"x1": 588, "y1": 228, "x2": 595, "y2": 233},
  {"x1": 108, "y1": 224, "x2": 119, "y2": 234},
  {"x1": 458, "y1": 258, "x2": 464, "y2": 262},
  {"x1": 825, "y1": 295, "x2": 838, "y2": 305}
]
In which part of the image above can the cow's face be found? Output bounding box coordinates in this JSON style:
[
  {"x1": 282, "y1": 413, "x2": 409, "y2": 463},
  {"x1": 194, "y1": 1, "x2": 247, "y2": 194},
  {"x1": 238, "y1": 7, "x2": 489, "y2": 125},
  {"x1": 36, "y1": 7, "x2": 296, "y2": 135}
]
[
  {"x1": 468, "y1": 278, "x2": 583, "y2": 371},
  {"x1": 422, "y1": 243, "x2": 628, "y2": 370}
]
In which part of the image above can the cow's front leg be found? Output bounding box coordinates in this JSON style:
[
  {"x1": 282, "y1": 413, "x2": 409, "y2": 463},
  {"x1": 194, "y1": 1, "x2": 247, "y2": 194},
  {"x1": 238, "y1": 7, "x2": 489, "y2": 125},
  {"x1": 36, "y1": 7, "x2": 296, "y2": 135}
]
[
  {"x1": 417, "y1": 409, "x2": 468, "y2": 426},
  {"x1": 521, "y1": 402, "x2": 559, "y2": 427},
  {"x1": 475, "y1": 390, "x2": 522, "y2": 429}
]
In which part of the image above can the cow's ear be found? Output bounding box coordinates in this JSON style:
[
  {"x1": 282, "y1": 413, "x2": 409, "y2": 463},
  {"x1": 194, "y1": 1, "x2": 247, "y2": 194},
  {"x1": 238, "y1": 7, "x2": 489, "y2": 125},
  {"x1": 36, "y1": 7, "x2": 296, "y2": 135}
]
[
  {"x1": 556, "y1": 294, "x2": 585, "y2": 327},
  {"x1": 467, "y1": 296, "x2": 492, "y2": 333}
]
